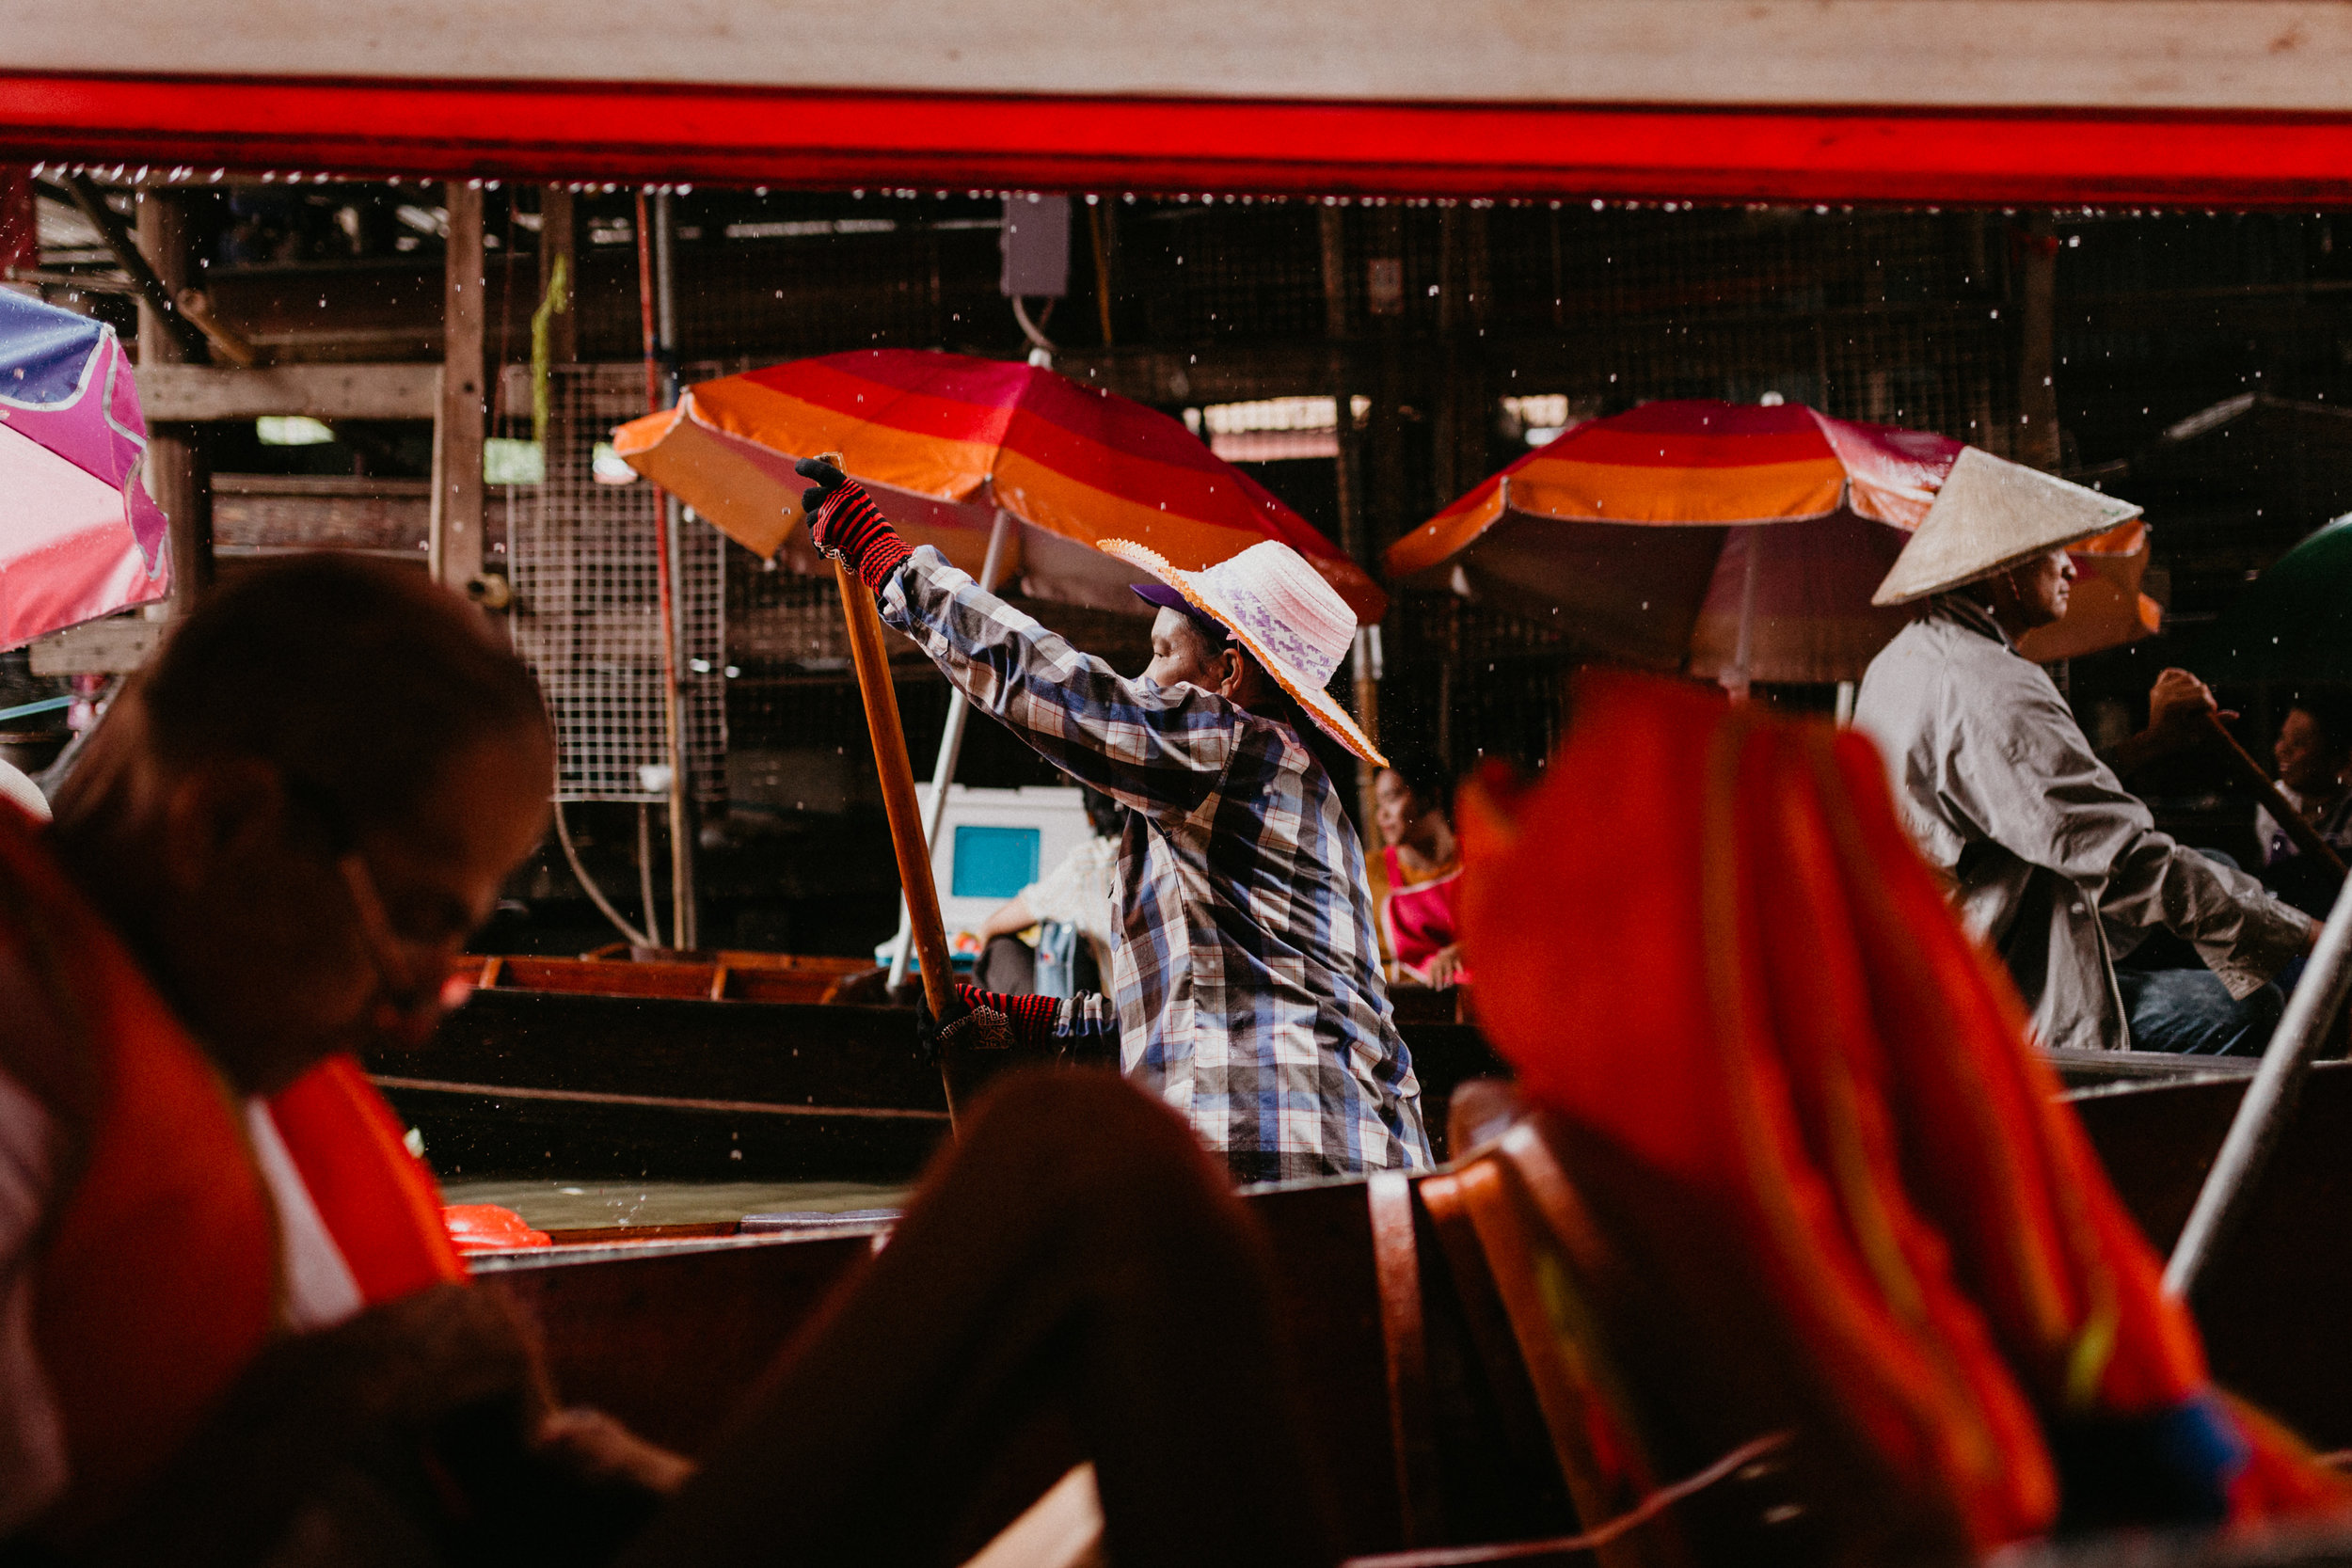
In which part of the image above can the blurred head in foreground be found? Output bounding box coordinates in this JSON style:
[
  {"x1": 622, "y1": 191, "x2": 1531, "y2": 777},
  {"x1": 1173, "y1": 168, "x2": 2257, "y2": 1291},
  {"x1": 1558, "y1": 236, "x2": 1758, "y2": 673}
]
[{"x1": 50, "y1": 555, "x2": 553, "y2": 1094}]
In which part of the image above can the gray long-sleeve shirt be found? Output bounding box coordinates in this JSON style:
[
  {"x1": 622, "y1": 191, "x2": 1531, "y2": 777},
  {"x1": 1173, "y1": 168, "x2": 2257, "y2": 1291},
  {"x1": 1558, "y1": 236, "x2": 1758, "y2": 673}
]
[{"x1": 1854, "y1": 596, "x2": 2313, "y2": 1053}]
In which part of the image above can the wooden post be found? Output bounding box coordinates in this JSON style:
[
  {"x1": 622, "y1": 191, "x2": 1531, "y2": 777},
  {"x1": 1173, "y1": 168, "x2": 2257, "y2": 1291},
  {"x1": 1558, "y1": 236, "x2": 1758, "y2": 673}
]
[
  {"x1": 2017, "y1": 213, "x2": 2061, "y2": 469},
  {"x1": 431, "y1": 182, "x2": 486, "y2": 591},
  {"x1": 1318, "y1": 207, "x2": 1366, "y2": 567},
  {"x1": 1432, "y1": 206, "x2": 1490, "y2": 508},
  {"x1": 135, "y1": 189, "x2": 211, "y2": 614},
  {"x1": 1320, "y1": 205, "x2": 1383, "y2": 824},
  {"x1": 1434, "y1": 207, "x2": 1466, "y2": 507},
  {"x1": 538, "y1": 185, "x2": 578, "y2": 366},
  {"x1": 1364, "y1": 205, "x2": 1409, "y2": 882},
  {"x1": 651, "y1": 190, "x2": 698, "y2": 952},
  {"x1": 1365, "y1": 208, "x2": 1410, "y2": 555},
  {"x1": 1429, "y1": 208, "x2": 1489, "y2": 773}
]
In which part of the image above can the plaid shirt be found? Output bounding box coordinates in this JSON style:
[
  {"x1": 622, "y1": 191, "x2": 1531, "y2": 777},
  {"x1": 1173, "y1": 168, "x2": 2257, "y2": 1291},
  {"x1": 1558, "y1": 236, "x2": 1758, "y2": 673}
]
[{"x1": 882, "y1": 549, "x2": 1431, "y2": 1182}]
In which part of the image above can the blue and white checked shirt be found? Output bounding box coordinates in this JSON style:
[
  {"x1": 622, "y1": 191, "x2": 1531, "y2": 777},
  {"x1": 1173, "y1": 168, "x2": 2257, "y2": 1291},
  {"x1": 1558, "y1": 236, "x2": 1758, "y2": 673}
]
[{"x1": 882, "y1": 549, "x2": 1432, "y2": 1183}]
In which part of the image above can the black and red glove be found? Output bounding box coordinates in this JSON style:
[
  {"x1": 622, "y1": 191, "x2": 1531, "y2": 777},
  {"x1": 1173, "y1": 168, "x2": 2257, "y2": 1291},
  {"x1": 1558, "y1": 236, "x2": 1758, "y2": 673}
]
[
  {"x1": 796, "y1": 456, "x2": 911, "y2": 593},
  {"x1": 917, "y1": 982, "x2": 1062, "y2": 1064},
  {"x1": 957, "y1": 983, "x2": 1059, "y2": 1048}
]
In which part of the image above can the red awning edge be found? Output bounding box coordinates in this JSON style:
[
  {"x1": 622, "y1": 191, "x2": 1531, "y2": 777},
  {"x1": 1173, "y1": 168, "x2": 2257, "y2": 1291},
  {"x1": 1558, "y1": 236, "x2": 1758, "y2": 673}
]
[{"x1": 10, "y1": 72, "x2": 2352, "y2": 205}]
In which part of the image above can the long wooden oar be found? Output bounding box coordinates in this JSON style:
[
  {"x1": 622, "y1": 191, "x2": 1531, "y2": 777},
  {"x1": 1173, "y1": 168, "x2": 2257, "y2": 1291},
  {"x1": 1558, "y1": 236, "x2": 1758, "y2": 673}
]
[
  {"x1": 2165, "y1": 714, "x2": 2352, "y2": 1297},
  {"x1": 2167, "y1": 865, "x2": 2352, "y2": 1298},
  {"x1": 2202, "y1": 713, "x2": 2349, "y2": 878},
  {"x1": 818, "y1": 454, "x2": 965, "y2": 1129}
]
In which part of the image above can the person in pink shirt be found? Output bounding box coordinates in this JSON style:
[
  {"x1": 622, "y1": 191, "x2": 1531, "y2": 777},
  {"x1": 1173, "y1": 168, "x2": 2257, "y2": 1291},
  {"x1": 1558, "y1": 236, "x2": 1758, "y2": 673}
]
[{"x1": 1372, "y1": 757, "x2": 1468, "y2": 990}]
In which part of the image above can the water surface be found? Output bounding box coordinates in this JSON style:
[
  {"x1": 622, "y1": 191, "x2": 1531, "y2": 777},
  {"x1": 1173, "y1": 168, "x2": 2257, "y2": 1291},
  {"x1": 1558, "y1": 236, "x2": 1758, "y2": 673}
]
[{"x1": 440, "y1": 1177, "x2": 910, "y2": 1231}]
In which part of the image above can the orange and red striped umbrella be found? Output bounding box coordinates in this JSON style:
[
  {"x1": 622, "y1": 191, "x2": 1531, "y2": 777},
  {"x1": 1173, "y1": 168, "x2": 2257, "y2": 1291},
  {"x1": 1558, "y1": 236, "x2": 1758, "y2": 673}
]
[
  {"x1": 613, "y1": 348, "x2": 1383, "y2": 622},
  {"x1": 1386, "y1": 400, "x2": 2150, "y2": 683}
]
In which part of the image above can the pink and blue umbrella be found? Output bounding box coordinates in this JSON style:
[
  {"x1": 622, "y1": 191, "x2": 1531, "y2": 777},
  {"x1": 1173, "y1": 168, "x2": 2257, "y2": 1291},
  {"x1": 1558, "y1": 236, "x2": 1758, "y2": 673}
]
[{"x1": 0, "y1": 290, "x2": 170, "y2": 648}]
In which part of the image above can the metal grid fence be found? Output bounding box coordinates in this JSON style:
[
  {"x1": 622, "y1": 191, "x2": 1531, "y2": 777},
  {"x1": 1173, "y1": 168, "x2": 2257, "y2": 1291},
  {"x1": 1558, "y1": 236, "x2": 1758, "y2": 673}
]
[
  {"x1": 1375, "y1": 592, "x2": 1572, "y2": 781},
  {"x1": 509, "y1": 362, "x2": 727, "y2": 803},
  {"x1": 1477, "y1": 206, "x2": 2022, "y2": 451},
  {"x1": 524, "y1": 202, "x2": 2047, "y2": 790},
  {"x1": 1117, "y1": 206, "x2": 1328, "y2": 347}
]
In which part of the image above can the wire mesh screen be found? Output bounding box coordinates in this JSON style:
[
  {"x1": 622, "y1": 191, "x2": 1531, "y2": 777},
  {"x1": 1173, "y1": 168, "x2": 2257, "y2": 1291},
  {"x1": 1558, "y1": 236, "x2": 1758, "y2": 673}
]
[
  {"x1": 511, "y1": 363, "x2": 726, "y2": 803},
  {"x1": 1376, "y1": 592, "x2": 1572, "y2": 780},
  {"x1": 1473, "y1": 206, "x2": 2021, "y2": 450}
]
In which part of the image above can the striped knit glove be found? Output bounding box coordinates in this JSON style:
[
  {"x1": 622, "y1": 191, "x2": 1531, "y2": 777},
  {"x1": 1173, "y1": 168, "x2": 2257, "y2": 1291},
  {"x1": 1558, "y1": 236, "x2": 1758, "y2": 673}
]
[
  {"x1": 795, "y1": 456, "x2": 911, "y2": 593},
  {"x1": 955, "y1": 983, "x2": 1061, "y2": 1050},
  {"x1": 917, "y1": 982, "x2": 1065, "y2": 1065}
]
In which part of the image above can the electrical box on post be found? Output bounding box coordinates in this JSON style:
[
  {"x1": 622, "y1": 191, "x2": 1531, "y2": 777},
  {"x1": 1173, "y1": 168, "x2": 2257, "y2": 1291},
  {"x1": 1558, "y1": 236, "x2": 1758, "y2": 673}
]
[{"x1": 1000, "y1": 194, "x2": 1070, "y2": 299}]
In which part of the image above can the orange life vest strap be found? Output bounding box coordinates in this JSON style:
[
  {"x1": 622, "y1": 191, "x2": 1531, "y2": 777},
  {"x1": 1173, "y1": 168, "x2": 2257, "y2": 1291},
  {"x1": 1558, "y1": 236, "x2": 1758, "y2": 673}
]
[
  {"x1": 267, "y1": 1053, "x2": 464, "y2": 1300},
  {"x1": 0, "y1": 803, "x2": 461, "y2": 1540}
]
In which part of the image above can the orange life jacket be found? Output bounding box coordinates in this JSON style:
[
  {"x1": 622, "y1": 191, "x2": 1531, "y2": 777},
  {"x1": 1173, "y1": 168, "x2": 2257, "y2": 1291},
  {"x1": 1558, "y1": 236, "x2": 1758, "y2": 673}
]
[
  {"x1": 1457, "y1": 672, "x2": 2351, "y2": 1552},
  {"x1": 0, "y1": 801, "x2": 463, "y2": 1541}
]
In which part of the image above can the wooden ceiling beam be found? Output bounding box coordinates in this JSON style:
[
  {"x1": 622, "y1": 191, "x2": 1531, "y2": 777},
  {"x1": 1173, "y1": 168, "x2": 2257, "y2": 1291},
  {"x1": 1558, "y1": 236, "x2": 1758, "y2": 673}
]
[{"x1": 136, "y1": 360, "x2": 441, "y2": 421}]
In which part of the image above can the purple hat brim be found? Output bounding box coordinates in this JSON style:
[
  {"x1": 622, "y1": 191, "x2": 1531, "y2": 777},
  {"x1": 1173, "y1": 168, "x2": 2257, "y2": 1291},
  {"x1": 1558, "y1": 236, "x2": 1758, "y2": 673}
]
[{"x1": 1132, "y1": 581, "x2": 1231, "y2": 641}]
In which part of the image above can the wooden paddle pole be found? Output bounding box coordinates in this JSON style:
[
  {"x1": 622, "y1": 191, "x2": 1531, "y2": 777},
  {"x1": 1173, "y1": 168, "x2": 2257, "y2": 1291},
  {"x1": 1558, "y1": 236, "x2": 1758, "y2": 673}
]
[
  {"x1": 2168, "y1": 864, "x2": 2352, "y2": 1298},
  {"x1": 886, "y1": 510, "x2": 1018, "y2": 990},
  {"x1": 818, "y1": 455, "x2": 965, "y2": 1128},
  {"x1": 2202, "y1": 712, "x2": 2349, "y2": 878}
]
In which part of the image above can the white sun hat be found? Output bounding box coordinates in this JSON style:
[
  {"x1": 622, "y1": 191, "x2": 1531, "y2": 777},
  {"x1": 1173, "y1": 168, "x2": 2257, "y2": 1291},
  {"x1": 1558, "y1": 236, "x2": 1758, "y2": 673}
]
[
  {"x1": 1099, "y1": 537, "x2": 1388, "y2": 768},
  {"x1": 1872, "y1": 446, "x2": 2143, "y2": 607}
]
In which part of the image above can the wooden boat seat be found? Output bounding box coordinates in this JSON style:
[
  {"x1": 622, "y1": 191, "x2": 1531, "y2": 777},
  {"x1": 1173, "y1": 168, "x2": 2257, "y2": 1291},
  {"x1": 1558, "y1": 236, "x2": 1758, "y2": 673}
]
[
  {"x1": 469, "y1": 949, "x2": 873, "y2": 1006},
  {"x1": 943, "y1": 1082, "x2": 1802, "y2": 1568},
  {"x1": 1355, "y1": 1080, "x2": 1813, "y2": 1568}
]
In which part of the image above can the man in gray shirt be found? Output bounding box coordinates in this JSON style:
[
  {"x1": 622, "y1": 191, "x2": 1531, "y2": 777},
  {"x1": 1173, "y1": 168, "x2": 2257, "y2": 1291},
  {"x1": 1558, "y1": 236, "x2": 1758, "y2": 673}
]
[{"x1": 1855, "y1": 449, "x2": 2313, "y2": 1054}]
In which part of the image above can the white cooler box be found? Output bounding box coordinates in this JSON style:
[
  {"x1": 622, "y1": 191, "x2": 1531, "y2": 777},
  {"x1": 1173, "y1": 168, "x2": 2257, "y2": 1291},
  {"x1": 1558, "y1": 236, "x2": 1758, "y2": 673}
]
[{"x1": 876, "y1": 784, "x2": 1094, "y2": 972}]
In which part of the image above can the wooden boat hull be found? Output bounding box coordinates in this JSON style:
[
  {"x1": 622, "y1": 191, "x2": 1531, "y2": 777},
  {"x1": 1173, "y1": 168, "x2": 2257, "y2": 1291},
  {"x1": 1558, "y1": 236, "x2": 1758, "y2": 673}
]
[
  {"x1": 374, "y1": 988, "x2": 1513, "y2": 1180},
  {"x1": 469, "y1": 1063, "x2": 2352, "y2": 1560},
  {"x1": 2069, "y1": 1060, "x2": 2352, "y2": 1449},
  {"x1": 374, "y1": 990, "x2": 949, "y2": 1182},
  {"x1": 480, "y1": 1178, "x2": 1459, "y2": 1560}
]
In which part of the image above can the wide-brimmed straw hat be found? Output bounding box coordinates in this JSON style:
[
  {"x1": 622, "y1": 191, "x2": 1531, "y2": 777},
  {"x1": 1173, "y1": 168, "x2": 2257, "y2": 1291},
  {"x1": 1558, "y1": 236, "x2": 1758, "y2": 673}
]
[
  {"x1": 1100, "y1": 538, "x2": 1388, "y2": 768},
  {"x1": 1872, "y1": 446, "x2": 2142, "y2": 607}
]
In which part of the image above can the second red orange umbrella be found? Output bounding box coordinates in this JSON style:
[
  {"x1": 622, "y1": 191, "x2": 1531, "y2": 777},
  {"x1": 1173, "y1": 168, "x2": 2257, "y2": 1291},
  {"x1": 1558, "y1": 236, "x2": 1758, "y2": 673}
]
[{"x1": 1386, "y1": 399, "x2": 2151, "y2": 687}]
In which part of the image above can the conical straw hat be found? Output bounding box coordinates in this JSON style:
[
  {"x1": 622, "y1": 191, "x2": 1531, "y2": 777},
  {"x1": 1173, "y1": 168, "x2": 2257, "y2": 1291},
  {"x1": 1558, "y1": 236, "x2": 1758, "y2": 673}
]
[{"x1": 1871, "y1": 447, "x2": 2142, "y2": 607}]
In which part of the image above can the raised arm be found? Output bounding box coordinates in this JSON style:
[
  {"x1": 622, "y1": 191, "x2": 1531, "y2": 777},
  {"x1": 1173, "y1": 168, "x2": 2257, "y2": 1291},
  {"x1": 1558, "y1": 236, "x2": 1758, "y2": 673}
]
[
  {"x1": 799, "y1": 463, "x2": 1249, "y2": 818},
  {"x1": 977, "y1": 891, "x2": 1038, "y2": 942},
  {"x1": 879, "y1": 550, "x2": 1247, "y2": 817}
]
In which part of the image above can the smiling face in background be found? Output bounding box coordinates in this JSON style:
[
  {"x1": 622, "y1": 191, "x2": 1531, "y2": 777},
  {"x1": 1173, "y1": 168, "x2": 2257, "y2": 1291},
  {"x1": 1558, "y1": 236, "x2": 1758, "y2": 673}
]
[
  {"x1": 2277, "y1": 706, "x2": 2352, "y2": 799},
  {"x1": 1374, "y1": 768, "x2": 1422, "y2": 848}
]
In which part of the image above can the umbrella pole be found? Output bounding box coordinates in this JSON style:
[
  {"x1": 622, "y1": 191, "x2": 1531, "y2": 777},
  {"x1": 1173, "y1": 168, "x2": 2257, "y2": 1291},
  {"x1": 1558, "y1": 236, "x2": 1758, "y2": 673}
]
[
  {"x1": 887, "y1": 511, "x2": 1019, "y2": 990},
  {"x1": 1724, "y1": 525, "x2": 1764, "y2": 704},
  {"x1": 2167, "y1": 867, "x2": 2352, "y2": 1298},
  {"x1": 821, "y1": 455, "x2": 964, "y2": 1127},
  {"x1": 636, "y1": 189, "x2": 697, "y2": 951}
]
